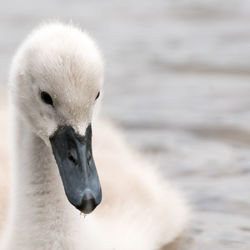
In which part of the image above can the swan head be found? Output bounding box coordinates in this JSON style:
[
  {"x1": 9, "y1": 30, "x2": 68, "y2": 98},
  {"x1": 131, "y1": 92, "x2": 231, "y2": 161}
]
[{"x1": 9, "y1": 22, "x2": 103, "y2": 214}]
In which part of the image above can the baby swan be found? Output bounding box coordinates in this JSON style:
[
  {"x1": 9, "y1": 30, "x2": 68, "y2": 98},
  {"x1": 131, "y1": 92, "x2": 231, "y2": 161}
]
[{"x1": 0, "y1": 22, "x2": 188, "y2": 250}]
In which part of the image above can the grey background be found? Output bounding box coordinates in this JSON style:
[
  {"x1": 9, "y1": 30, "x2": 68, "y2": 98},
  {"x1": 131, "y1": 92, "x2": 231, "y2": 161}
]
[{"x1": 0, "y1": 0, "x2": 250, "y2": 249}]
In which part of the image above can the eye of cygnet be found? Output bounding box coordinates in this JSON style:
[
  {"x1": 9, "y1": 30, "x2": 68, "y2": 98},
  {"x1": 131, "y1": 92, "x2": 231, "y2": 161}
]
[{"x1": 41, "y1": 91, "x2": 53, "y2": 106}]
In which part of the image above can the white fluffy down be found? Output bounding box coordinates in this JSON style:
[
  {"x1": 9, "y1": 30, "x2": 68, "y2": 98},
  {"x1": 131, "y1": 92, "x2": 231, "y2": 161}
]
[{"x1": 0, "y1": 22, "x2": 189, "y2": 250}]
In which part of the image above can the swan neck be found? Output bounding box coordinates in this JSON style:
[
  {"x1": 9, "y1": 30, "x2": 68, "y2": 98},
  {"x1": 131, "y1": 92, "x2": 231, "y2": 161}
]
[{"x1": 5, "y1": 110, "x2": 84, "y2": 248}]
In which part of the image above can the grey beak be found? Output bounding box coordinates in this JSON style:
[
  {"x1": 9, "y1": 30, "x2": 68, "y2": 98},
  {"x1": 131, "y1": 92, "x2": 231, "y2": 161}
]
[{"x1": 49, "y1": 124, "x2": 102, "y2": 214}]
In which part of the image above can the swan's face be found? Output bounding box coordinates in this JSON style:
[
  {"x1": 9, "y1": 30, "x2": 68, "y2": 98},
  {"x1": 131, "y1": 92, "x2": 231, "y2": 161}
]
[{"x1": 10, "y1": 23, "x2": 103, "y2": 213}]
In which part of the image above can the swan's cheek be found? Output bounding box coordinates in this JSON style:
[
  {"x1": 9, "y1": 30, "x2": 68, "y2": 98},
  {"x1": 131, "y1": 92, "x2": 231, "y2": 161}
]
[
  {"x1": 45, "y1": 119, "x2": 57, "y2": 137},
  {"x1": 36, "y1": 117, "x2": 57, "y2": 145},
  {"x1": 73, "y1": 108, "x2": 95, "y2": 135}
]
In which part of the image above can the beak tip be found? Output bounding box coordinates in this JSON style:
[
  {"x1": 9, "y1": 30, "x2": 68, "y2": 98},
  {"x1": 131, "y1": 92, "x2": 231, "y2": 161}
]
[{"x1": 75, "y1": 189, "x2": 101, "y2": 214}]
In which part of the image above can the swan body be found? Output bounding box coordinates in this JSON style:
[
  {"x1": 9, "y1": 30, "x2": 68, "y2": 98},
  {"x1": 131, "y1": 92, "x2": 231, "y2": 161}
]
[{"x1": 0, "y1": 22, "x2": 188, "y2": 250}]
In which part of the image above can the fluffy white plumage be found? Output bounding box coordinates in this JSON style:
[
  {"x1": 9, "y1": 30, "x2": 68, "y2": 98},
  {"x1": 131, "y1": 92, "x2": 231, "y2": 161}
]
[{"x1": 0, "y1": 22, "x2": 189, "y2": 250}]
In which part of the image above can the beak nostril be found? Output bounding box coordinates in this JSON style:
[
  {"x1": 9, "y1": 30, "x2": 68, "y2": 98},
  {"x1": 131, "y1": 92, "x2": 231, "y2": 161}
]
[
  {"x1": 87, "y1": 150, "x2": 92, "y2": 165},
  {"x1": 67, "y1": 150, "x2": 78, "y2": 165}
]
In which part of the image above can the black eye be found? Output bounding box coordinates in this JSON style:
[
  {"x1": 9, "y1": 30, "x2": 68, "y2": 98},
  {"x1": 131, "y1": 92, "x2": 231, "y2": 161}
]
[
  {"x1": 95, "y1": 91, "x2": 100, "y2": 100},
  {"x1": 41, "y1": 91, "x2": 53, "y2": 105}
]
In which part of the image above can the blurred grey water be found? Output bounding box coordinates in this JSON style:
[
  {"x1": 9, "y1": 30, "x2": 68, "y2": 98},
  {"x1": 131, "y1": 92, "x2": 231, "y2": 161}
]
[{"x1": 1, "y1": 0, "x2": 250, "y2": 249}]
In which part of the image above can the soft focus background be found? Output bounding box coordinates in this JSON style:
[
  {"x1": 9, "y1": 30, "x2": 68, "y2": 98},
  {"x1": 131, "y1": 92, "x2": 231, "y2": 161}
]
[{"x1": 0, "y1": 0, "x2": 250, "y2": 249}]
